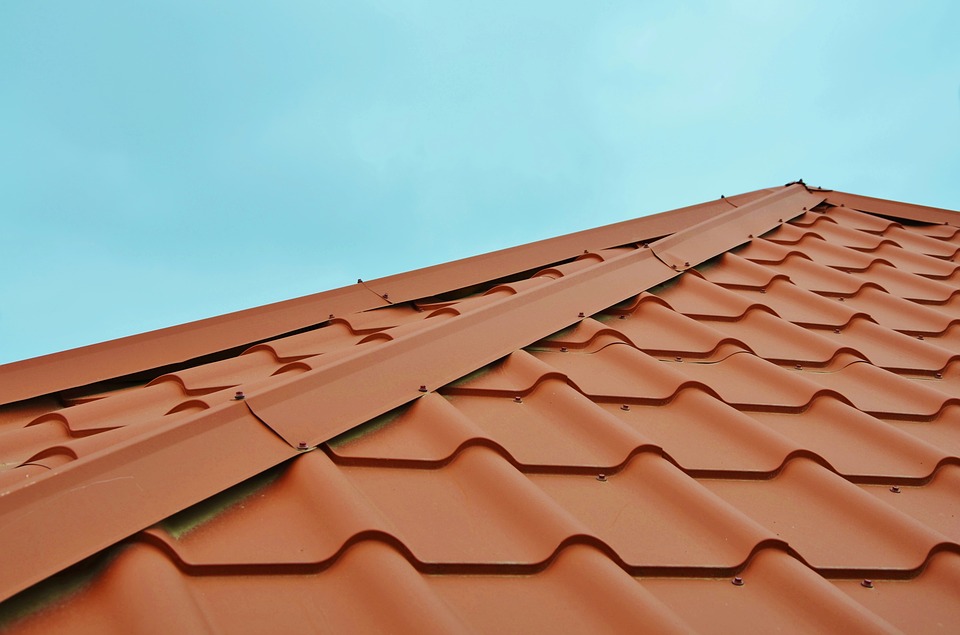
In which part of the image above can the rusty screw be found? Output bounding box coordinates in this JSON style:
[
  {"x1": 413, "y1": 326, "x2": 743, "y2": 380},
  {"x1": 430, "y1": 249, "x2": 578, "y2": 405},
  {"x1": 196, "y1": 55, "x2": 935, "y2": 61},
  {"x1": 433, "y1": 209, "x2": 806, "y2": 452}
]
[
  {"x1": 861, "y1": 579, "x2": 874, "y2": 589},
  {"x1": 596, "y1": 473, "x2": 607, "y2": 482},
  {"x1": 418, "y1": 385, "x2": 428, "y2": 393},
  {"x1": 890, "y1": 486, "x2": 901, "y2": 494},
  {"x1": 234, "y1": 391, "x2": 245, "y2": 400},
  {"x1": 732, "y1": 576, "x2": 744, "y2": 586}
]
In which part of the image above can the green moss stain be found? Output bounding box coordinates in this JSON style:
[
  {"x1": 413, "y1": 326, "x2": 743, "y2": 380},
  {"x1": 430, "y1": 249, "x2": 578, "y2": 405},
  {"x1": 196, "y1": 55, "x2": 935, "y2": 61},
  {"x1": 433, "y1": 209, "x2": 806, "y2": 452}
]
[
  {"x1": 327, "y1": 405, "x2": 408, "y2": 449},
  {"x1": 0, "y1": 548, "x2": 121, "y2": 630},
  {"x1": 160, "y1": 465, "x2": 285, "y2": 539}
]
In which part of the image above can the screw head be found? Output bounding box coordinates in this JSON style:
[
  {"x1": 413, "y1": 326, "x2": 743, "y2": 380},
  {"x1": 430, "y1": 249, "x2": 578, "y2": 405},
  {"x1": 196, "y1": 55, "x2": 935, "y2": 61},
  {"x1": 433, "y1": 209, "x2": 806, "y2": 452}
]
[
  {"x1": 578, "y1": 312, "x2": 586, "y2": 318},
  {"x1": 795, "y1": 364, "x2": 803, "y2": 370},
  {"x1": 621, "y1": 404, "x2": 630, "y2": 411},
  {"x1": 684, "y1": 261, "x2": 690, "y2": 267},
  {"x1": 382, "y1": 293, "x2": 389, "y2": 300},
  {"x1": 328, "y1": 313, "x2": 335, "y2": 320},
  {"x1": 298, "y1": 442, "x2": 308, "y2": 450},
  {"x1": 861, "y1": 579, "x2": 874, "y2": 589},
  {"x1": 619, "y1": 314, "x2": 626, "y2": 319},
  {"x1": 732, "y1": 576, "x2": 744, "y2": 586},
  {"x1": 514, "y1": 396, "x2": 523, "y2": 403},
  {"x1": 418, "y1": 385, "x2": 428, "y2": 393},
  {"x1": 560, "y1": 346, "x2": 569, "y2": 352},
  {"x1": 834, "y1": 328, "x2": 841, "y2": 334},
  {"x1": 917, "y1": 335, "x2": 925, "y2": 340},
  {"x1": 675, "y1": 356, "x2": 683, "y2": 362},
  {"x1": 890, "y1": 486, "x2": 901, "y2": 494},
  {"x1": 935, "y1": 372, "x2": 943, "y2": 379},
  {"x1": 596, "y1": 473, "x2": 607, "y2": 482},
  {"x1": 234, "y1": 391, "x2": 245, "y2": 400}
]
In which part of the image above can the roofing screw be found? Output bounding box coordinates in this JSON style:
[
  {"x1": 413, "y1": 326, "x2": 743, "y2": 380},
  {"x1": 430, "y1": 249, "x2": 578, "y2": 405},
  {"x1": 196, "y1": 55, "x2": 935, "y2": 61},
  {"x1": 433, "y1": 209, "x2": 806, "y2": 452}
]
[
  {"x1": 890, "y1": 486, "x2": 902, "y2": 494},
  {"x1": 234, "y1": 391, "x2": 245, "y2": 400},
  {"x1": 760, "y1": 288, "x2": 766, "y2": 294},
  {"x1": 861, "y1": 579, "x2": 874, "y2": 589},
  {"x1": 748, "y1": 234, "x2": 754, "y2": 239},
  {"x1": 382, "y1": 293, "x2": 389, "y2": 300},
  {"x1": 935, "y1": 372, "x2": 943, "y2": 379},
  {"x1": 802, "y1": 206, "x2": 807, "y2": 211},
  {"x1": 418, "y1": 385, "x2": 428, "y2": 392},
  {"x1": 778, "y1": 219, "x2": 783, "y2": 223},
  {"x1": 641, "y1": 243, "x2": 650, "y2": 249},
  {"x1": 578, "y1": 312, "x2": 586, "y2": 318},
  {"x1": 838, "y1": 297, "x2": 845, "y2": 302},
  {"x1": 560, "y1": 346, "x2": 569, "y2": 352},
  {"x1": 621, "y1": 404, "x2": 630, "y2": 411},
  {"x1": 328, "y1": 313, "x2": 335, "y2": 320},
  {"x1": 357, "y1": 278, "x2": 363, "y2": 283},
  {"x1": 619, "y1": 314, "x2": 627, "y2": 320},
  {"x1": 732, "y1": 576, "x2": 744, "y2": 587},
  {"x1": 671, "y1": 264, "x2": 678, "y2": 270},
  {"x1": 684, "y1": 261, "x2": 690, "y2": 267},
  {"x1": 795, "y1": 364, "x2": 803, "y2": 370},
  {"x1": 917, "y1": 335, "x2": 925, "y2": 340},
  {"x1": 675, "y1": 356, "x2": 683, "y2": 362},
  {"x1": 596, "y1": 473, "x2": 607, "y2": 482},
  {"x1": 514, "y1": 396, "x2": 523, "y2": 404},
  {"x1": 297, "y1": 442, "x2": 308, "y2": 450},
  {"x1": 834, "y1": 328, "x2": 841, "y2": 334}
]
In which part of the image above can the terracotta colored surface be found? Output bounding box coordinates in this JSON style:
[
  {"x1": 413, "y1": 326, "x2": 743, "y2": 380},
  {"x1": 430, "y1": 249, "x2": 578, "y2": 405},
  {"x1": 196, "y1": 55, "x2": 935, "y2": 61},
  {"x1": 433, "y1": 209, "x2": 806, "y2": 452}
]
[
  {"x1": 0, "y1": 189, "x2": 775, "y2": 406},
  {"x1": 2, "y1": 184, "x2": 960, "y2": 633}
]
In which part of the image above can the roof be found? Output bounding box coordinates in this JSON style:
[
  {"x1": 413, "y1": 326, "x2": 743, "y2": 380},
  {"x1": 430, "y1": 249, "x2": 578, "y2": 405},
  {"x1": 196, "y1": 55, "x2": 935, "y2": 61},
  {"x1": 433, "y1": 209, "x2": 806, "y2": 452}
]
[{"x1": 2, "y1": 182, "x2": 959, "y2": 633}]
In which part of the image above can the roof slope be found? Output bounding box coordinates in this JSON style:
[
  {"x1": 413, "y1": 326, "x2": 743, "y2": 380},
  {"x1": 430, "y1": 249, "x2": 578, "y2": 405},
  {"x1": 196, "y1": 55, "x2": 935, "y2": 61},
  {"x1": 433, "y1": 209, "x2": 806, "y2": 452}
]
[{"x1": 2, "y1": 183, "x2": 960, "y2": 633}]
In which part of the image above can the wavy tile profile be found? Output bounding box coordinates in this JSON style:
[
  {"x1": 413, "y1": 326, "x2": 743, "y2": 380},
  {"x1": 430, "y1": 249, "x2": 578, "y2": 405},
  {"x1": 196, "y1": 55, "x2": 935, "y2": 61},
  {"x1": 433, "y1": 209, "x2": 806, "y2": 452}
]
[{"x1": 1, "y1": 184, "x2": 959, "y2": 634}]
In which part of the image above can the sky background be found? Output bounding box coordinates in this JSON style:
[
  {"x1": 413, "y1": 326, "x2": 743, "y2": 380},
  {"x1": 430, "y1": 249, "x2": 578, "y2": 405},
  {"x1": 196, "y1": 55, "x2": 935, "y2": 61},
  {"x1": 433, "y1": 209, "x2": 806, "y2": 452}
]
[{"x1": 1, "y1": 1, "x2": 958, "y2": 364}]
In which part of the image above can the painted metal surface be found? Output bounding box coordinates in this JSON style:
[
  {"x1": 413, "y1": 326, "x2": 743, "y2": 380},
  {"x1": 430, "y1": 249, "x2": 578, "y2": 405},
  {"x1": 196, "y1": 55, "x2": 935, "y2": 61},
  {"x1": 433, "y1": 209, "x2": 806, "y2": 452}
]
[{"x1": 2, "y1": 185, "x2": 960, "y2": 633}]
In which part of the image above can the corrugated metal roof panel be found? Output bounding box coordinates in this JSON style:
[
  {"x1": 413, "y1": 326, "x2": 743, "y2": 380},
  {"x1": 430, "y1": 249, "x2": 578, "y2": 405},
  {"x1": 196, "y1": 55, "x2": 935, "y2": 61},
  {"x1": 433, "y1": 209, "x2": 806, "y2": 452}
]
[{"x1": 2, "y1": 184, "x2": 959, "y2": 633}]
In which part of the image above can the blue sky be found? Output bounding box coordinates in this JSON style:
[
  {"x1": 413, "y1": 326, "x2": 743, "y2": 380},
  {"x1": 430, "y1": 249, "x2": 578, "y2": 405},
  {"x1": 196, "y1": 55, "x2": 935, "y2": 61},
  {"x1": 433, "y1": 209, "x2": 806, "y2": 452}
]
[{"x1": 1, "y1": 1, "x2": 958, "y2": 364}]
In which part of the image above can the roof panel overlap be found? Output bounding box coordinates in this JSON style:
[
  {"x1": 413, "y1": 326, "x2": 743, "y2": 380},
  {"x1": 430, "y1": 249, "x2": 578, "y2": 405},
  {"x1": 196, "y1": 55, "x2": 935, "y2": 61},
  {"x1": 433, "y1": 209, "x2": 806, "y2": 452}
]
[{"x1": 2, "y1": 184, "x2": 959, "y2": 633}]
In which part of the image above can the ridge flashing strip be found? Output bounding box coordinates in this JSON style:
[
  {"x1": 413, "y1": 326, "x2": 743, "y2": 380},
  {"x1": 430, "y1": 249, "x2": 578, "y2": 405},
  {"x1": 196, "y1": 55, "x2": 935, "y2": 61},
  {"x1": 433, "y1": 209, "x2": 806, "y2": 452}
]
[
  {"x1": 651, "y1": 187, "x2": 824, "y2": 271},
  {"x1": 0, "y1": 185, "x2": 815, "y2": 602},
  {"x1": 247, "y1": 186, "x2": 822, "y2": 447},
  {"x1": 0, "y1": 190, "x2": 778, "y2": 406},
  {"x1": 0, "y1": 401, "x2": 294, "y2": 603}
]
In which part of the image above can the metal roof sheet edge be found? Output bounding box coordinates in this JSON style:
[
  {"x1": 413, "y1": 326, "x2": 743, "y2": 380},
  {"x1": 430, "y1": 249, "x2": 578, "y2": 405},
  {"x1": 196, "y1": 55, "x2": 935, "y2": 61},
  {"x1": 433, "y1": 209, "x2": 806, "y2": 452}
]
[
  {"x1": 0, "y1": 185, "x2": 822, "y2": 601},
  {"x1": 0, "y1": 188, "x2": 782, "y2": 406}
]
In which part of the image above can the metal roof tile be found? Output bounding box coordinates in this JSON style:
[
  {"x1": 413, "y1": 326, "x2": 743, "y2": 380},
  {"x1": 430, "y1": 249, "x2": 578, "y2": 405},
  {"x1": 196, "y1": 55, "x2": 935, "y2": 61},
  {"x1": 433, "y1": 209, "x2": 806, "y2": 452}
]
[{"x1": 3, "y1": 184, "x2": 960, "y2": 632}]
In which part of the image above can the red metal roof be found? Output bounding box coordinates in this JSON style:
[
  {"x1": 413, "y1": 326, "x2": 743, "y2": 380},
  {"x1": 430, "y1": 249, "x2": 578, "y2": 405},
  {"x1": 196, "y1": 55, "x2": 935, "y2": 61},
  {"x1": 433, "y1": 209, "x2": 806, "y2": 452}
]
[{"x1": 2, "y1": 183, "x2": 959, "y2": 633}]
